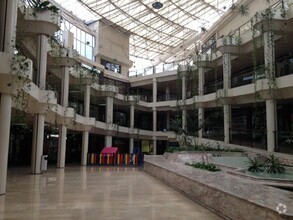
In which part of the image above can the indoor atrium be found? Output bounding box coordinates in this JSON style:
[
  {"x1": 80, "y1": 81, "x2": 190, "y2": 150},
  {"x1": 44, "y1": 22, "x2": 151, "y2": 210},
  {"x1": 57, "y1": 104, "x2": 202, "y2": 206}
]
[{"x1": 0, "y1": 0, "x2": 292, "y2": 219}]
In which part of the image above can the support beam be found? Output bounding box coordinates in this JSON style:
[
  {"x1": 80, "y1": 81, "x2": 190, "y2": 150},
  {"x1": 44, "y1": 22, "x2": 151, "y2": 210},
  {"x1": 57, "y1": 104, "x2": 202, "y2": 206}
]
[
  {"x1": 223, "y1": 53, "x2": 231, "y2": 143},
  {"x1": 129, "y1": 138, "x2": 134, "y2": 154},
  {"x1": 81, "y1": 84, "x2": 91, "y2": 165},
  {"x1": 266, "y1": 100, "x2": 276, "y2": 152},
  {"x1": 0, "y1": 0, "x2": 18, "y2": 195},
  {"x1": 57, "y1": 67, "x2": 69, "y2": 168},
  {"x1": 198, "y1": 67, "x2": 204, "y2": 139},
  {"x1": 0, "y1": 94, "x2": 12, "y2": 194},
  {"x1": 31, "y1": 34, "x2": 47, "y2": 174},
  {"x1": 264, "y1": 31, "x2": 276, "y2": 152}
]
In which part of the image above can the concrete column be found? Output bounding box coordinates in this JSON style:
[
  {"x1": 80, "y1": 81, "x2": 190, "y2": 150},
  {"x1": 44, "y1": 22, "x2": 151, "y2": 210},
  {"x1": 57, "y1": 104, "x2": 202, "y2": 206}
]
[
  {"x1": 266, "y1": 100, "x2": 276, "y2": 152},
  {"x1": 0, "y1": 0, "x2": 18, "y2": 53},
  {"x1": 36, "y1": 35, "x2": 48, "y2": 90},
  {"x1": 0, "y1": 0, "x2": 18, "y2": 195},
  {"x1": 223, "y1": 53, "x2": 231, "y2": 89},
  {"x1": 153, "y1": 139, "x2": 157, "y2": 155},
  {"x1": 264, "y1": 31, "x2": 275, "y2": 80},
  {"x1": 182, "y1": 75, "x2": 187, "y2": 133},
  {"x1": 81, "y1": 131, "x2": 89, "y2": 165},
  {"x1": 81, "y1": 84, "x2": 90, "y2": 165},
  {"x1": 105, "y1": 135, "x2": 112, "y2": 147},
  {"x1": 152, "y1": 78, "x2": 157, "y2": 153},
  {"x1": 182, "y1": 75, "x2": 186, "y2": 100},
  {"x1": 198, "y1": 108, "x2": 204, "y2": 138},
  {"x1": 165, "y1": 86, "x2": 170, "y2": 101},
  {"x1": 0, "y1": 94, "x2": 12, "y2": 195},
  {"x1": 57, "y1": 67, "x2": 69, "y2": 168},
  {"x1": 129, "y1": 138, "x2": 134, "y2": 153},
  {"x1": 105, "y1": 96, "x2": 113, "y2": 148},
  {"x1": 106, "y1": 97, "x2": 113, "y2": 124},
  {"x1": 223, "y1": 53, "x2": 232, "y2": 143},
  {"x1": 264, "y1": 31, "x2": 276, "y2": 152},
  {"x1": 57, "y1": 125, "x2": 66, "y2": 168},
  {"x1": 198, "y1": 67, "x2": 204, "y2": 138},
  {"x1": 153, "y1": 107, "x2": 157, "y2": 155},
  {"x1": 153, "y1": 108, "x2": 157, "y2": 133},
  {"x1": 31, "y1": 114, "x2": 45, "y2": 174},
  {"x1": 224, "y1": 105, "x2": 231, "y2": 143},
  {"x1": 198, "y1": 67, "x2": 204, "y2": 96},
  {"x1": 31, "y1": 34, "x2": 48, "y2": 174},
  {"x1": 130, "y1": 104, "x2": 134, "y2": 129},
  {"x1": 129, "y1": 104, "x2": 135, "y2": 153},
  {"x1": 182, "y1": 109, "x2": 187, "y2": 132},
  {"x1": 152, "y1": 78, "x2": 157, "y2": 103},
  {"x1": 166, "y1": 111, "x2": 170, "y2": 131}
]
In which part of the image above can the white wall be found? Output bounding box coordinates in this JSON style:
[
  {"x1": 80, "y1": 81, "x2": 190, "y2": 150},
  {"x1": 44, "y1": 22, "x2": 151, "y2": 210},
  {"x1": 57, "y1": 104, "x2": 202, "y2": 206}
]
[{"x1": 90, "y1": 20, "x2": 133, "y2": 77}]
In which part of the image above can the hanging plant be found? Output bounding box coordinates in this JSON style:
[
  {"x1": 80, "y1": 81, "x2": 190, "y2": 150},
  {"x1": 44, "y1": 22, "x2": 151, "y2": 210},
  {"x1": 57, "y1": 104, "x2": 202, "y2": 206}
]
[
  {"x1": 239, "y1": 4, "x2": 250, "y2": 17},
  {"x1": 26, "y1": 0, "x2": 59, "y2": 13}
]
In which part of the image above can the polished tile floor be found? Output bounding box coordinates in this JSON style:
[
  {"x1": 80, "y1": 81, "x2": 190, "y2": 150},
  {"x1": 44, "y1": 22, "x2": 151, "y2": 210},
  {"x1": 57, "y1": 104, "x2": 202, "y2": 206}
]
[{"x1": 0, "y1": 166, "x2": 222, "y2": 220}]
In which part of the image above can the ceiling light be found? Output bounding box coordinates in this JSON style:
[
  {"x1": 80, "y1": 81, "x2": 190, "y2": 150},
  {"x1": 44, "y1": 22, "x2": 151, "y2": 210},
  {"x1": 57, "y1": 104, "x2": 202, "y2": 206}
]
[{"x1": 152, "y1": 2, "x2": 163, "y2": 9}]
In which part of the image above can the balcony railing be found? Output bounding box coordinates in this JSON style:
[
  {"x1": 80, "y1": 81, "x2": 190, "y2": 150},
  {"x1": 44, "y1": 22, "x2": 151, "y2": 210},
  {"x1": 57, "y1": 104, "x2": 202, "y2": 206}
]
[
  {"x1": 231, "y1": 66, "x2": 266, "y2": 88},
  {"x1": 230, "y1": 128, "x2": 267, "y2": 150},
  {"x1": 204, "y1": 80, "x2": 223, "y2": 95},
  {"x1": 157, "y1": 93, "x2": 178, "y2": 102}
]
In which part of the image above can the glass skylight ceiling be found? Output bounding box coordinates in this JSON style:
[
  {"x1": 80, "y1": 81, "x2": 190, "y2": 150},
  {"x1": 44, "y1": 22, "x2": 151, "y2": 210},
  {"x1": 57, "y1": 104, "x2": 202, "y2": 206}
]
[{"x1": 53, "y1": 0, "x2": 238, "y2": 69}]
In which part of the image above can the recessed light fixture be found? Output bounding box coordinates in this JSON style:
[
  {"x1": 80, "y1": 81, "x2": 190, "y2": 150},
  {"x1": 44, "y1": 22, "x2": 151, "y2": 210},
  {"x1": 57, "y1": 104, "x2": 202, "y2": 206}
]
[{"x1": 152, "y1": 1, "x2": 163, "y2": 9}]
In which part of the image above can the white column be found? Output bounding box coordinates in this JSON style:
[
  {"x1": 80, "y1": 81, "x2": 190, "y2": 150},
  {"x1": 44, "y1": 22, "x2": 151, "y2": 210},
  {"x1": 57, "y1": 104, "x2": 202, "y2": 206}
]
[
  {"x1": 81, "y1": 131, "x2": 89, "y2": 165},
  {"x1": 153, "y1": 139, "x2": 157, "y2": 155},
  {"x1": 31, "y1": 34, "x2": 47, "y2": 174},
  {"x1": 0, "y1": 94, "x2": 12, "y2": 195},
  {"x1": 165, "y1": 86, "x2": 170, "y2": 101},
  {"x1": 129, "y1": 138, "x2": 134, "y2": 154},
  {"x1": 31, "y1": 114, "x2": 45, "y2": 174},
  {"x1": 129, "y1": 104, "x2": 135, "y2": 153},
  {"x1": 130, "y1": 104, "x2": 134, "y2": 129},
  {"x1": 0, "y1": 0, "x2": 18, "y2": 195},
  {"x1": 223, "y1": 53, "x2": 231, "y2": 89},
  {"x1": 153, "y1": 107, "x2": 157, "y2": 155},
  {"x1": 105, "y1": 96, "x2": 113, "y2": 148},
  {"x1": 152, "y1": 78, "x2": 157, "y2": 154},
  {"x1": 166, "y1": 111, "x2": 170, "y2": 131},
  {"x1": 152, "y1": 78, "x2": 157, "y2": 103},
  {"x1": 81, "y1": 84, "x2": 90, "y2": 165},
  {"x1": 182, "y1": 74, "x2": 186, "y2": 100},
  {"x1": 266, "y1": 100, "x2": 276, "y2": 152},
  {"x1": 264, "y1": 31, "x2": 275, "y2": 80},
  {"x1": 198, "y1": 67, "x2": 204, "y2": 138},
  {"x1": 106, "y1": 97, "x2": 113, "y2": 124},
  {"x1": 153, "y1": 108, "x2": 157, "y2": 133},
  {"x1": 198, "y1": 108, "x2": 204, "y2": 139},
  {"x1": 182, "y1": 75, "x2": 187, "y2": 132},
  {"x1": 182, "y1": 109, "x2": 187, "y2": 132},
  {"x1": 105, "y1": 135, "x2": 112, "y2": 147},
  {"x1": 264, "y1": 31, "x2": 276, "y2": 152},
  {"x1": 57, "y1": 67, "x2": 69, "y2": 168},
  {"x1": 57, "y1": 125, "x2": 66, "y2": 168},
  {"x1": 223, "y1": 53, "x2": 231, "y2": 143},
  {"x1": 224, "y1": 105, "x2": 231, "y2": 143}
]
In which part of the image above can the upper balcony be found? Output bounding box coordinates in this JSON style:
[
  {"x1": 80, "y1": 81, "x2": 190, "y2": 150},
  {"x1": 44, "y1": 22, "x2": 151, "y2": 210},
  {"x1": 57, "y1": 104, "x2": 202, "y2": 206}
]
[
  {"x1": 47, "y1": 40, "x2": 80, "y2": 68},
  {"x1": 18, "y1": 2, "x2": 61, "y2": 36},
  {"x1": 0, "y1": 53, "x2": 33, "y2": 95},
  {"x1": 251, "y1": 1, "x2": 293, "y2": 32}
]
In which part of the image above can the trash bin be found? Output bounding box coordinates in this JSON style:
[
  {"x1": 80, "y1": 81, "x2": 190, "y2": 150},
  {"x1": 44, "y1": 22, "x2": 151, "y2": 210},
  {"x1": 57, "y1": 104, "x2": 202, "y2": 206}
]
[{"x1": 41, "y1": 155, "x2": 48, "y2": 171}]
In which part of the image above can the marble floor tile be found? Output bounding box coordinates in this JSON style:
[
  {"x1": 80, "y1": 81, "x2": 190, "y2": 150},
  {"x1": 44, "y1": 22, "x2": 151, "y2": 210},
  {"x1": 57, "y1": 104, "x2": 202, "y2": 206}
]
[{"x1": 0, "y1": 166, "x2": 222, "y2": 220}]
